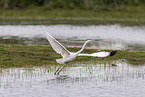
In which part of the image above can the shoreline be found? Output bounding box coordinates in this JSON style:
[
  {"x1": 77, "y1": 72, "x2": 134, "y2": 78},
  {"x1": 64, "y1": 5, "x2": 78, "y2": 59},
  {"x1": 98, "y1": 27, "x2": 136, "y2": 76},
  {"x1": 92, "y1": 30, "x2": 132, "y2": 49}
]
[
  {"x1": 0, "y1": 7, "x2": 145, "y2": 25},
  {"x1": 0, "y1": 17, "x2": 145, "y2": 25}
]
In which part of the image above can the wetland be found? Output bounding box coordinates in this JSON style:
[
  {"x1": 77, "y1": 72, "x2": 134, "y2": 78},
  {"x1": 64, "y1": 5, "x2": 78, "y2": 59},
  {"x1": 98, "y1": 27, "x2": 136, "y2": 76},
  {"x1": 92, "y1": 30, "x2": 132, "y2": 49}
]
[{"x1": 0, "y1": 25, "x2": 145, "y2": 97}]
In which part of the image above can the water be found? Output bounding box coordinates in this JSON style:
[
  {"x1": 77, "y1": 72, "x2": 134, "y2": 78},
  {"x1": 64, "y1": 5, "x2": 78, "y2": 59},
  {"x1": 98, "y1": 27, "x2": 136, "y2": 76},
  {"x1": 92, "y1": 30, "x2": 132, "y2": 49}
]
[
  {"x1": 0, "y1": 25, "x2": 145, "y2": 50},
  {"x1": 0, "y1": 25, "x2": 145, "y2": 97},
  {"x1": 0, "y1": 62, "x2": 145, "y2": 97}
]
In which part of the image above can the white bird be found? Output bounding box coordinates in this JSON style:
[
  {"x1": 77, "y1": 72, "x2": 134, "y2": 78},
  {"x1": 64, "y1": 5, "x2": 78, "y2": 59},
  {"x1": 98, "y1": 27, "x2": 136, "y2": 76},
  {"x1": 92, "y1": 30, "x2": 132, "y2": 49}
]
[{"x1": 42, "y1": 26, "x2": 117, "y2": 75}]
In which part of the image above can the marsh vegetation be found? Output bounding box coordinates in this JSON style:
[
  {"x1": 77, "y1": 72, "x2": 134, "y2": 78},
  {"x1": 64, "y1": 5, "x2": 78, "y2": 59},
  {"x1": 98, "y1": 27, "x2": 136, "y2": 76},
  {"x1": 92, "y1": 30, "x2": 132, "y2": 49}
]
[{"x1": 0, "y1": 23, "x2": 145, "y2": 96}]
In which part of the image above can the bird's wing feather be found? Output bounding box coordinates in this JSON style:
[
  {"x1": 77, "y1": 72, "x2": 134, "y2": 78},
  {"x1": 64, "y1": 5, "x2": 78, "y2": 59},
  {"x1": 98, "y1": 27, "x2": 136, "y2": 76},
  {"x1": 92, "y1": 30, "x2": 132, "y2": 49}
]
[
  {"x1": 42, "y1": 26, "x2": 70, "y2": 58},
  {"x1": 78, "y1": 51, "x2": 110, "y2": 57}
]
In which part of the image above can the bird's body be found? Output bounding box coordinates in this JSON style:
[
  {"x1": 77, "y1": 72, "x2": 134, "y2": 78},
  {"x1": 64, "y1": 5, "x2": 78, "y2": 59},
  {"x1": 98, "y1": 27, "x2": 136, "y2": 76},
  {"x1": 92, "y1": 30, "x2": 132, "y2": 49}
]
[
  {"x1": 42, "y1": 26, "x2": 117, "y2": 75},
  {"x1": 56, "y1": 52, "x2": 77, "y2": 64},
  {"x1": 55, "y1": 40, "x2": 93, "y2": 64}
]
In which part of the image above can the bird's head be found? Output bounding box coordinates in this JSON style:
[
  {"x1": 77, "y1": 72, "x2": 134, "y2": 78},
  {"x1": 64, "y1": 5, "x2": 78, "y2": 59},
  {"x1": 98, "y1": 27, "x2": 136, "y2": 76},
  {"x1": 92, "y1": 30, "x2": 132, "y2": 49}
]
[{"x1": 110, "y1": 51, "x2": 117, "y2": 56}]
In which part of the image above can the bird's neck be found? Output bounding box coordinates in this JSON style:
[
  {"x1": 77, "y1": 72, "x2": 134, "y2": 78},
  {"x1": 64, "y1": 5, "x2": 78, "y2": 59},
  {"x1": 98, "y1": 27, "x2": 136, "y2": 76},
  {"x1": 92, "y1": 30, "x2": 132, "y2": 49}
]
[{"x1": 77, "y1": 41, "x2": 88, "y2": 54}]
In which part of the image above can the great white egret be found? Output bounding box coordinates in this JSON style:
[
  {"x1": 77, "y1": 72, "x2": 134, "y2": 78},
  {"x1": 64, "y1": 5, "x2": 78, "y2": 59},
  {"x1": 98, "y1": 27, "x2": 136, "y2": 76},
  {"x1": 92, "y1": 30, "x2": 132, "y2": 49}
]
[{"x1": 42, "y1": 26, "x2": 117, "y2": 75}]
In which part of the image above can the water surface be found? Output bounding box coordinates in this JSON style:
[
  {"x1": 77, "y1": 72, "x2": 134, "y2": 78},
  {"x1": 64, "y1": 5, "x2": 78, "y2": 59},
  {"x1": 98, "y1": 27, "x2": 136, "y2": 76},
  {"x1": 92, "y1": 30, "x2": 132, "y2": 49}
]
[
  {"x1": 0, "y1": 25, "x2": 145, "y2": 50},
  {"x1": 0, "y1": 62, "x2": 145, "y2": 97}
]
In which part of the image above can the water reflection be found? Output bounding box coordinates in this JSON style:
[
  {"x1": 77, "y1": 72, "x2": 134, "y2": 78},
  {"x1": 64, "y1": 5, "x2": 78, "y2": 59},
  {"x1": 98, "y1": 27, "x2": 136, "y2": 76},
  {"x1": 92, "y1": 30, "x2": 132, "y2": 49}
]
[
  {"x1": 0, "y1": 62, "x2": 145, "y2": 96},
  {"x1": 0, "y1": 62, "x2": 145, "y2": 87}
]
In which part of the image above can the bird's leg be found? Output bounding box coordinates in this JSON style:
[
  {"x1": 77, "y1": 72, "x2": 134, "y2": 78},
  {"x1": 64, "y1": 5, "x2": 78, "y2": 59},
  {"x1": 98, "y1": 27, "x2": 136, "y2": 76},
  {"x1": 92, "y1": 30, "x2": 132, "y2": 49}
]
[
  {"x1": 57, "y1": 63, "x2": 68, "y2": 75},
  {"x1": 54, "y1": 66, "x2": 62, "y2": 75}
]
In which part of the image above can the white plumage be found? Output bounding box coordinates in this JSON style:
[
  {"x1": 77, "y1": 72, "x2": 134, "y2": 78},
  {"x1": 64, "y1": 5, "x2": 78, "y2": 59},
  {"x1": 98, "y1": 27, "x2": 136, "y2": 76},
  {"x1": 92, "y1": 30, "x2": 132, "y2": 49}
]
[{"x1": 42, "y1": 26, "x2": 115, "y2": 74}]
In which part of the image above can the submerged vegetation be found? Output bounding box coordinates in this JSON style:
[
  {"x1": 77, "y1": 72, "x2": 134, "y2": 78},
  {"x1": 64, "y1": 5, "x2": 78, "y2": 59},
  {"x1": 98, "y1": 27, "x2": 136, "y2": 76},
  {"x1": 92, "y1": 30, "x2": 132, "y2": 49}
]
[{"x1": 0, "y1": 43, "x2": 145, "y2": 68}]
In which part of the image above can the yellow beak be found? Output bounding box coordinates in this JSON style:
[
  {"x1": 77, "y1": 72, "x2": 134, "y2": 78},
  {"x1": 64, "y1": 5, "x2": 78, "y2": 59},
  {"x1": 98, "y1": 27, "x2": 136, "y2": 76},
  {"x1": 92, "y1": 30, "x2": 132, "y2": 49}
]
[{"x1": 90, "y1": 41, "x2": 98, "y2": 42}]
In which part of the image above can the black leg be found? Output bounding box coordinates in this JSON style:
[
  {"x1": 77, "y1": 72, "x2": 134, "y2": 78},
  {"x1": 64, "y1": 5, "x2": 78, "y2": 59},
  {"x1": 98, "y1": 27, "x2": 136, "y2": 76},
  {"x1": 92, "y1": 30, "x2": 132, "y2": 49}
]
[
  {"x1": 57, "y1": 63, "x2": 68, "y2": 75},
  {"x1": 54, "y1": 66, "x2": 61, "y2": 75}
]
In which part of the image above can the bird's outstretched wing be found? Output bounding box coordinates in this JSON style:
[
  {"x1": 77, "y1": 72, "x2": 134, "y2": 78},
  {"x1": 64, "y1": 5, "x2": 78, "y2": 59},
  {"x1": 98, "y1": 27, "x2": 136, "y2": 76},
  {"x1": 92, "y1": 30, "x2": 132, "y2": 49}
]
[
  {"x1": 42, "y1": 26, "x2": 70, "y2": 58},
  {"x1": 78, "y1": 51, "x2": 110, "y2": 57}
]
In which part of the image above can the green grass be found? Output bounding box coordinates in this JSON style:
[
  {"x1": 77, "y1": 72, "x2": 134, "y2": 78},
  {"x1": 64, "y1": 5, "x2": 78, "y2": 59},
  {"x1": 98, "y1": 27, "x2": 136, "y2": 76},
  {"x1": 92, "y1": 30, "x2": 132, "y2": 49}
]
[
  {"x1": 0, "y1": 43, "x2": 145, "y2": 68},
  {"x1": 0, "y1": 5, "x2": 145, "y2": 25}
]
